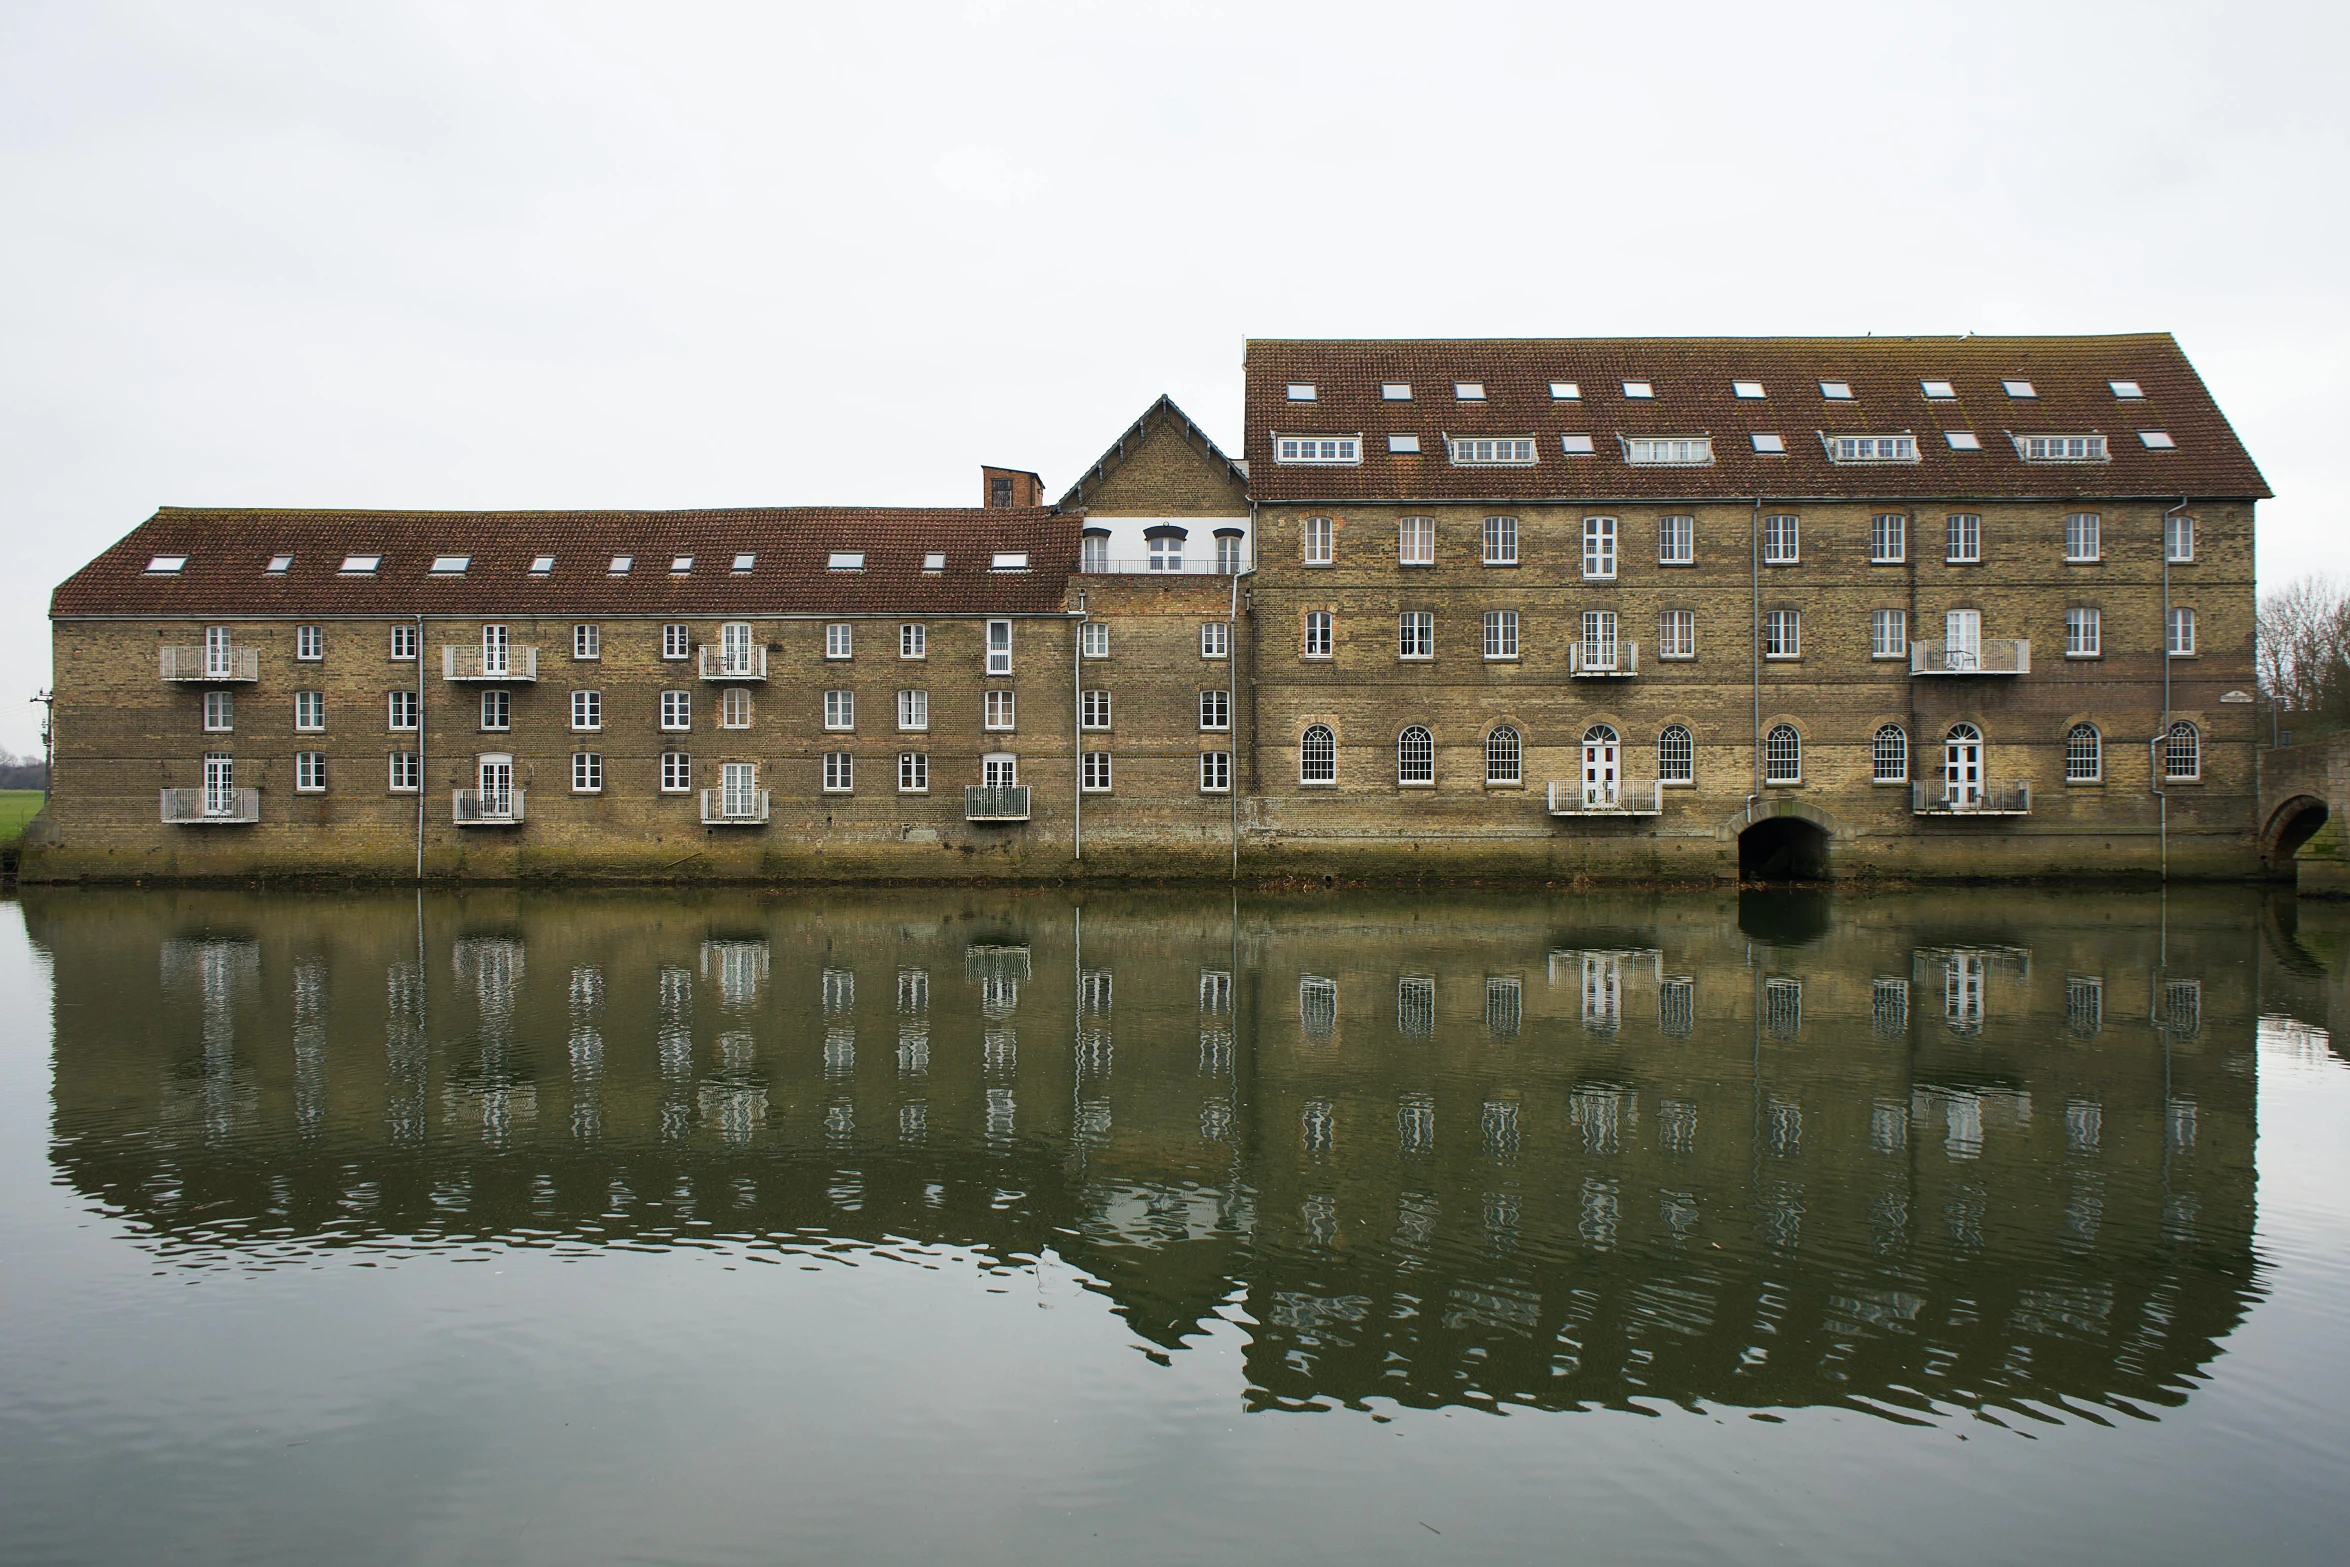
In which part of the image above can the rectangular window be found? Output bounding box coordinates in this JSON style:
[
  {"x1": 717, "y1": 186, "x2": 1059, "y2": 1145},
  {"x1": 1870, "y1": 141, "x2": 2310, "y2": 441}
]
[
  {"x1": 203, "y1": 690, "x2": 235, "y2": 732},
  {"x1": 2168, "y1": 607, "x2": 2196, "y2": 656},
  {"x1": 1081, "y1": 534, "x2": 1109, "y2": 572},
  {"x1": 1215, "y1": 533, "x2": 1243, "y2": 574},
  {"x1": 1580, "y1": 610, "x2": 1619, "y2": 669},
  {"x1": 1947, "y1": 513, "x2": 1981, "y2": 563},
  {"x1": 1483, "y1": 609, "x2": 1520, "y2": 660},
  {"x1": 1871, "y1": 513, "x2": 1907, "y2": 563},
  {"x1": 2166, "y1": 515, "x2": 2196, "y2": 562},
  {"x1": 1080, "y1": 622, "x2": 1110, "y2": 658},
  {"x1": 1199, "y1": 751, "x2": 1232, "y2": 794},
  {"x1": 2066, "y1": 512, "x2": 2102, "y2": 562},
  {"x1": 1200, "y1": 690, "x2": 1230, "y2": 731},
  {"x1": 295, "y1": 625, "x2": 324, "y2": 661},
  {"x1": 1302, "y1": 516, "x2": 1334, "y2": 565},
  {"x1": 2016, "y1": 434, "x2": 2109, "y2": 462},
  {"x1": 661, "y1": 690, "x2": 692, "y2": 731},
  {"x1": 1871, "y1": 609, "x2": 1907, "y2": 659},
  {"x1": 294, "y1": 751, "x2": 327, "y2": 792},
  {"x1": 897, "y1": 689, "x2": 928, "y2": 730},
  {"x1": 479, "y1": 690, "x2": 510, "y2": 731},
  {"x1": 1827, "y1": 434, "x2": 1918, "y2": 462},
  {"x1": 1303, "y1": 611, "x2": 1333, "y2": 658},
  {"x1": 1657, "y1": 514, "x2": 1694, "y2": 565},
  {"x1": 823, "y1": 689, "x2": 854, "y2": 730},
  {"x1": 1200, "y1": 622, "x2": 1230, "y2": 659},
  {"x1": 825, "y1": 623, "x2": 853, "y2": 659},
  {"x1": 898, "y1": 751, "x2": 929, "y2": 793},
  {"x1": 1482, "y1": 515, "x2": 1518, "y2": 565},
  {"x1": 2067, "y1": 607, "x2": 2102, "y2": 657},
  {"x1": 899, "y1": 623, "x2": 927, "y2": 659},
  {"x1": 293, "y1": 690, "x2": 325, "y2": 731},
  {"x1": 389, "y1": 751, "x2": 419, "y2": 792},
  {"x1": 1765, "y1": 609, "x2": 1801, "y2": 659},
  {"x1": 1582, "y1": 516, "x2": 1618, "y2": 579},
  {"x1": 1625, "y1": 436, "x2": 1712, "y2": 465},
  {"x1": 660, "y1": 752, "x2": 692, "y2": 793},
  {"x1": 984, "y1": 689, "x2": 1016, "y2": 730},
  {"x1": 1081, "y1": 751, "x2": 1113, "y2": 793},
  {"x1": 822, "y1": 752, "x2": 854, "y2": 793},
  {"x1": 1398, "y1": 515, "x2": 1434, "y2": 565},
  {"x1": 570, "y1": 689, "x2": 601, "y2": 731},
  {"x1": 986, "y1": 620, "x2": 1012, "y2": 674},
  {"x1": 1448, "y1": 436, "x2": 1537, "y2": 465},
  {"x1": 982, "y1": 753, "x2": 1018, "y2": 788},
  {"x1": 1763, "y1": 513, "x2": 1799, "y2": 564},
  {"x1": 1081, "y1": 689, "x2": 1112, "y2": 730},
  {"x1": 719, "y1": 688, "x2": 752, "y2": 728},
  {"x1": 573, "y1": 623, "x2": 601, "y2": 660},
  {"x1": 662, "y1": 624, "x2": 690, "y2": 660},
  {"x1": 1274, "y1": 436, "x2": 1361, "y2": 464},
  {"x1": 388, "y1": 690, "x2": 419, "y2": 731},
  {"x1": 389, "y1": 623, "x2": 418, "y2": 661},
  {"x1": 1397, "y1": 611, "x2": 1433, "y2": 660},
  {"x1": 572, "y1": 752, "x2": 603, "y2": 793},
  {"x1": 1659, "y1": 608, "x2": 1695, "y2": 659}
]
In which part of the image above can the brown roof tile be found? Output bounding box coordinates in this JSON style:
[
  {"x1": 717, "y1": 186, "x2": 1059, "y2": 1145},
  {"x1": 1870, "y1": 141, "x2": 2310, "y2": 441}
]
[
  {"x1": 52, "y1": 506, "x2": 1081, "y2": 618},
  {"x1": 1243, "y1": 334, "x2": 2270, "y2": 504}
]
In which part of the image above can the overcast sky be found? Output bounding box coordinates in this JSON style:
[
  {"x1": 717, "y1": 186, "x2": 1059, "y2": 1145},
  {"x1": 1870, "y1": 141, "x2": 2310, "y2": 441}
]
[{"x1": 3, "y1": 0, "x2": 2344, "y2": 755}]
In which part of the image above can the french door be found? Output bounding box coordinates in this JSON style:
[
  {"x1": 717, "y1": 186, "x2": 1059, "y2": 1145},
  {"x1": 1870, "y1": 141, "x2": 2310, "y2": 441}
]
[
  {"x1": 1582, "y1": 725, "x2": 1621, "y2": 808},
  {"x1": 1944, "y1": 724, "x2": 1983, "y2": 808},
  {"x1": 721, "y1": 762, "x2": 758, "y2": 817},
  {"x1": 202, "y1": 753, "x2": 235, "y2": 815},
  {"x1": 478, "y1": 753, "x2": 514, "y2": 816},
  {"x1": 481, "y1": 624, "x2": 510, "y2": 678}
]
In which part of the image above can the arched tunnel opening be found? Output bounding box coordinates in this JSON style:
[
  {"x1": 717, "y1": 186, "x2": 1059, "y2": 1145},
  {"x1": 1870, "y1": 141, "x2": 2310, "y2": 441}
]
[
  {"x1": 2265, "y1": 796, "x2": 2330, "y2": 875},
  {"x1": 1739, "y1": 817, "x2": 1831, "y2": 882}
]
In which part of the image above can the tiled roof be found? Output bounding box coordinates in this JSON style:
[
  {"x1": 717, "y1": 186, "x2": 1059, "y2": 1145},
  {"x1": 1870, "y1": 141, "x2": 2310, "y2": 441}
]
[
  {"x1": 52, "y1": 506, "x2": 1081, "y2": 618},
  {"x1": 1057, "y1": 394, "x2": 1249, "y2": 510},
  {"x1": 1243, "y1": 335, "x2": 2270, "y2": 504}
]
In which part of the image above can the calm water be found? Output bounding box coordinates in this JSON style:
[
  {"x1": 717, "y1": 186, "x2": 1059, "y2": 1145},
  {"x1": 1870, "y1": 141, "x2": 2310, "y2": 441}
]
[{"x1": 4, "y1": 885, "x2": 2350, "y2": 1565}]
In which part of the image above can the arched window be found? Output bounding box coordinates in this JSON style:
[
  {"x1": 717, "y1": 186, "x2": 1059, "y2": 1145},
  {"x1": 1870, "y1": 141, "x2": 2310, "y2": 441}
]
[
  {"x1": 1765, "y1": 723, "x2": 1801, "y2": 783},
  {"x1": 2066, "y1": 723, "x2": 2102, "y2": 782},
  {"x1": 1583, "y1": 723, "x2": 1618, "y2": 746},
  {"x1": 1300, "y1": 724, "x2": 1336, "y2": 784},
  {"x1": 1947, "y1": 721, "x2": 1982, "y2": 744},
  {"x1": 1485, "y1": 726, "x2": 1522, "y2": 785},
  {"x1": 1657, "y1": 724, "x2": 1694, "y2": 783},
  {"x1": 2165, "y1": 720, "x2": 2200, "y2": 781},
  {"x1": 1872, "y1": 724, "x2": 1908, "y2": 782},
  {"x1": 1397, "y1": 726, "x2": 1434, "y2": 785}
]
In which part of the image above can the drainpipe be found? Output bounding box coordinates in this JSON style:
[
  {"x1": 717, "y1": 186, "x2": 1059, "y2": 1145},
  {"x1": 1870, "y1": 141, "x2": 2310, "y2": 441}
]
[
  {"x1": 1229, "y1": 538, "x2": 1255, "y2": 883},
  {"x1": 2155, "y1": 495, "x2": 2190, "y2": 883},
  {"x1": 1071, "y1": 592, "x2": 1087, "y2": 863},
  {"x1": 1746, "y1": 497, "x2": 1764, "y2": 830},
  {"x1": 415, "y1": 614, "x2": 427, "y2": 882}
]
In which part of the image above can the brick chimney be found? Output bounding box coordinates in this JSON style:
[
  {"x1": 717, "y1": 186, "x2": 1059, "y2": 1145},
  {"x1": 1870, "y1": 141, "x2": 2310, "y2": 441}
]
[{"x1": 982, "y1": 467, "x2": 1043, "y2": 508}]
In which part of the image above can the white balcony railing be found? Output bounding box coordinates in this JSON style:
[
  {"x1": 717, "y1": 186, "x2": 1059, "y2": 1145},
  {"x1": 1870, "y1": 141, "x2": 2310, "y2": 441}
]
[
  {"x1": 452, "y1": 788, "x2": 527, "y2": 825},
  {"x1": 160, "y1": 646, "x2": 260, "y2": 682},
  {"x1": 1569, "y1": 641, "x2": 1640, "y2": 677},
  {"x1": 1546, "y1": 779, "x2": 1664, "y2": 816},
  {"x1": 1913, "y1": 782, "x2": 2032, "y2": 816},
  {"x1": 160, "y1": 787, "x2": 259, "y2": 823},
  {"x1": 442, "y1": 646, "x2": 539, "y2": 682},
  {"x1": 698, "y1": 646, "x2": 768, "y2": 681},
  {"x1": 1074, "y1": 556, "x2": 1248, "y2": 576},
  {"x1": 700, "y1": 787, "x2": 771, "y2": 825},
  {"x1": 1910, "y1": 639, "x2": 2030, "y2": 676},
  {"x1": 965, "y1": 784, "x2": 1032, "y2": 822}
]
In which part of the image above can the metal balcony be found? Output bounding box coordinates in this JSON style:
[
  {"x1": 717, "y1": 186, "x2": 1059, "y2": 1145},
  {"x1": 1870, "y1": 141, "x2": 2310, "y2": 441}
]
[
  {"x1": 1569, "y1": 641, "x2": 1639, "y2": 677},
  {"x1": 442, "y1": 646, "x2": 539, "y2": 682},
  {"x1": 452, "y1": 788, "x2": 527, "y2": 825},
  {"x1": 1910, "y1": 639, "x2": 2029, "y2": 676},
  {"x1": 160, "y1": 647, "x2": 259, "y2": 682},
  {"x1": 698, "y1": 646, "x2": 768, "y2": 681},
  {"x1": 964, "y1": 784, "x2": 1032, "y2": 823},
  {"x1": 1912, "y1": 782, "x2": 2031, "y2": 816},
  {"x1": 160, "y1": 787, "x2": 259, "y2": 824},
  {"x1": 1546, "y1": 779, "x2": 1664, "y2": 816},
  {"x1": 700, "y1": 788, "x2": 771, "y2": 825}
]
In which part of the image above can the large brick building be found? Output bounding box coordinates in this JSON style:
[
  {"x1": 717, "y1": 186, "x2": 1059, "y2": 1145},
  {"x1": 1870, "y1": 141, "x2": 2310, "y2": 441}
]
[{"x1": 26, "y1": 333, "x2": 2271, "y2": 884}]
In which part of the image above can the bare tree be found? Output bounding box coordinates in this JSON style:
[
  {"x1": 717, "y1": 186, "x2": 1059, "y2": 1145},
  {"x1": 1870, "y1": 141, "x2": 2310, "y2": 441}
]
[{"x1": 2259, "y1": 573, "x2": 2350, "y2": 722}]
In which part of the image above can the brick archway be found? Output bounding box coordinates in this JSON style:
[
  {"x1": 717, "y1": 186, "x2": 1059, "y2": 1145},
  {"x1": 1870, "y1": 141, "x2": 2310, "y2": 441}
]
[{"x1": 2263, "y1": 794, "x2": 2330, "y2": 873}]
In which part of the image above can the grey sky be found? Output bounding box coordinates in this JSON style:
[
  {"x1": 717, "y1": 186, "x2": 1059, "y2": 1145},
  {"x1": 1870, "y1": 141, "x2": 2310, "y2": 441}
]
[{"x1": 4, "y1": 0, "x2": 2343, "y2": 755}]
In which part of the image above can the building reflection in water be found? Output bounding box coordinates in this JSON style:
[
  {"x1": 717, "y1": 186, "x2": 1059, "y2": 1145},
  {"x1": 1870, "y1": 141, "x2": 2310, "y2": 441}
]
[{"x1": 32, "y1": 885, "x2": 2302, "y2": 1423}]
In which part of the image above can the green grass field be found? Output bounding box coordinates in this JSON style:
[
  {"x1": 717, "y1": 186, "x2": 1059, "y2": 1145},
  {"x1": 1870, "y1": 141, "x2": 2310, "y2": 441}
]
[{"x1": 0, "y1": 789, "x2": 46, "y2": 846}]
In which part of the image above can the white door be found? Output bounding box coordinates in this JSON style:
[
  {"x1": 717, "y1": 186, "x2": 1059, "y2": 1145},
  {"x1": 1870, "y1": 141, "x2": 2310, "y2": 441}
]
[
  {"x1": 1945, "y1": 609, "x2": 1981, "y2": 671},
  {"x1": 721, "y1": 761, "x2": 756, "y2": 817},
  {"x1": 1582, "y1": 726, "x2": 1621, "y2": 808},
  {"x1": 481, "y1": 624, "x2": 510, "y2": 677},
  {"x1": 982, "y1": 753, "x2": 1019, "y2": 788},
  {"x1": 1581, "y1": 953, "x2": 1621, "y2": 1028},
  {"x1": 479, "y1": 754, "x2": 514, "y2": 816},
  {"x1": 722, "y1": 623, "x2": 753, "y2": 674},
  {"x1": 1945, "y1": 725, "x2": 1982, "y2": 808},
  {"x1": 203, "y1": 753, "x2": 235, "y2": 815},
  {"x1": 204, "y1": 626, "x2": 232, "y2": 679}
]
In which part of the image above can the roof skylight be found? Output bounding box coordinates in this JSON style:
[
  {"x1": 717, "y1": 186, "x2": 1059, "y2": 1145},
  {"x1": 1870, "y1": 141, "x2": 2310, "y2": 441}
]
[
  {"x1": 1453, "y1": 381, "x2": 1485, "y2": 400},
  {"x1": 2110, "y1": 380, "x2": 2145, "y2": 398},
  {"x1": 1549, "y1": 381, "x2": 1580, "y2": 399},
  {"x1": 2003, "y1": 379, "x2": 2037, "y2": 398},
  {"x1": 1750, "y1": 432, "x2": 1786, "y2": 453},
  {"x1": 1387, "y1": 433, "x2": 1421, "y2": 453},
  {"x1": 732, "y1": 553, "x2": 755, "y2": 572},
  {"x1": 670, "y1": 554, "x2": 694, "y2": 573},
  {"x1": 1286, "y1": 383, "x2": 1316, "y2": 401},
  {"x1": 991, "y1": 551, "x2": 1029, "y2": 570},
  {"x1": 828, "y1": 551, "x2": 865, "y2": 570},
  {"x1": 1559, "y1": 434, "x2": 1595, "y2": 454},
  {"x1": 1944, "y1": 431, "x2": 1982, "y2": 451},
  {"x1": 609, "y1": 554, "x2": 633, "y2": 574},
  {"x1": 2139, "y1": 430, "x2": 2176, "y2": 449},
  {"x1": 339, "y1": 553, "x2": 381, "y2": 574},
  {"x1": 1819, "y1": 380, "x2": 1854, "y2": 400},
  {"x1": 1381, "y1": 382, "x2": 1412, "y2": 400},
  {"x1": 146, "y1": 554, "x2": 187, "y2": 575},
  {"x1": 1733, "y1": 380, "x2": 1766, "y2": 399},
  {"x1": 265, "y1": 553, "x2": 293, "y2": 573},
  {"x1": 430, "y1": 554, "x2": 470, "y2": 574},
  {"x1": 529, "y1": 555, "x2": 555, "y2": 573},
  {"x1": 1622, "y1": 380, "x2": 1654, "y2": 399},
  {"x1": 1921, "y1": 380, "x2": 1957, "y2": 399},
  {"x1": 922, "y1": 552, "x2": 946, "y2": 571}
]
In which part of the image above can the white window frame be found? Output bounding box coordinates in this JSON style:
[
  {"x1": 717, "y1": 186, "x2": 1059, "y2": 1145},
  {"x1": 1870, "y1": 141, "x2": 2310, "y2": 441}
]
[
  {"x1": 1080, "y1": 622, "x2": 1110, "y2": 659},
  {"x1": 2164, "y1": 722, "x2": 2200, "y2": 782},
  {"x1": 822, "y1": 752, "x2": 854, "y2": 793},
  {"x1": 2066, "y1": 607, "x2": 2102, "y2": 658},
  {"x1": 1765, "y1": 609, "x2": 1801, "y2": 660},
  {"x1": 2067, "y1": 725, "x2": 2103, "y2": 783},
  {"x1": 386, "y1": 691, "x2": 418, "y2": 732},
  {"x1": 1274, "y1": 435, "x2": 1362, "y2": 465},
  {"x1": 719, "y1": 687, "x2": 752, "y2": 729},
  {"x1": 573, "y1": 623, "x2": 601, "y2": 660},
  {"x1": 823, "y1": 689, "x2": 854, "y2": 730},
  {"x1": 897, "y1": 689, "x2": 929, "y2": 731},
  {"x1": 203, "y1": 690, "x2": 235, "y2": 733},
  {"x1": 1299, "y1": 725, "x2": 1337, "y2": 785},
  {"x1": 1199, "y1": 751, "x2": 1232, "y2": 794},
  {"x1": 388, "y1": 751, "x2": 419, "y2": 793},
  {"x1": 572, "y1": 751, "x2": 603, "y2": 794},
  {"x1": 1397, "y1": 611, "x2": 1433, "y2": 661},
  {"x1": 1080, "y1": 750, "x2": 1113, "y2": 793},
  {"x1": 825, "y1": 623, "x2": 853, "y2": 660},
  {"x1": 293, "y1": 690, "x2": 325, "y2": 732},
  {"x1": 2168, "y1": 607, "x2": 2196, "y2": 656},
  {"x1": 986, "y1": 620, "x2": 1013, "y2": 674},
  {"x1": 1946, "y1": 513, "x2": 1982, "y2": 563},
  {"x1": 1762, "y1": 513, "x2": 1799, "y2": 564},
  {"x1": 1871, "y1": 513, "x2": 1907, "y2": 564},
  {"x1": 1484, "y1": 726, "x2": 1522, "y2": 786},
  {"x1": 1826, "y1": 434, "x2": 1918, "y2": 463},
  {"x1": 1872, "y1": 725, "x2": 1909, "y2": 784},
  {"x1": 898, "y1": 751, "x2": 929, "y2": 794},
  {"x1": 1200, "y1": 690, "x2": 1231, "y2": 732},
  {"x1": 1870, "y1": 609, "x2": 1907, "y2": 660},
  {"x1": 1659, "y1": 608, "x2": 1695, "y2": 660},
  {"x1": 1658, "y1": 724, "x2": 1695, "y2": 785},
  {"x1": 1482, "y1": 609, "x2": 1519, "y2": 661},
  {"x1": 1582, "y1": 516, "x2": 1618, "y2": 580},
  {"x1": 2166, "y1": 515, "x2": 2196, "y2": 563},
  {"x1": 1624, "y1": 436, "x2": 1712, "y2": 466},
  {"x1": 660, "y1": 690, "x2": 692, "y2": 731},
  {"x1": 2015, "y1": 434, "x2": 2110, "y2": 462},
  {"x1": 294, "y1": 751, "x2": 327, "y2": 793},
  {"x1": 1657, "y1": 514, "x2": 1694, "y2": 566},
  {"x1": 570, "y1": 689, "x2": 602, "y2": 732},
  {"x1": 660, "y1": 752, "x2": 691, "y2": 793},
  {"x1": 662, "y1": 623, "x2": 690, "y2": 660},
  {"x1": 899, "y1": 623, "x2": 927, "y2": 659},
  {"x1": 1080, "y1": 689, "x2": 1112, "y2": 731},
  {"x1": 1303, "y1": 611, "x2": 1333, "y2": 659},
  {"x1": 2066, "y1": 512, "x2": 2102, "y2": 563},
  {"x1": 1479, "y1": 514, "x2": 1521, "y2": 567},
  {"x1": 1765, "y1": 724, "x2": 1802, "y2": 784},
  {"x1": 1398, "y1": 515, "x2": 1434, "y2": 565},
  {"x1": 1448, "y1": 436, "x2": 1537, "y2": 466},
  {"x1": 295, "y1": 625, "x2": 324, "y2": 661},
  {"x1": 480, "y1": 689, "x2": 510, "y2": 732},
  {"x1": 983, "y1": 689, "x2": 1016, "y2": 731},
  {"x1": 389, "y1": 624, "x2": 418, "y2": 662},
  {"x1": 1200, "y1": 622, "x2": 1230, "y2": 659},
  {"x1": 1302, "y1": 516, "x2": 1334, "y2": 566}
]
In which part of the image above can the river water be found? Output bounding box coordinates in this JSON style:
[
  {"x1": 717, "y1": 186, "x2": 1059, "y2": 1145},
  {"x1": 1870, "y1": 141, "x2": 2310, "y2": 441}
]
[{"x1": 2, "y1": 885, "x2": 2348, "y2": 1564}]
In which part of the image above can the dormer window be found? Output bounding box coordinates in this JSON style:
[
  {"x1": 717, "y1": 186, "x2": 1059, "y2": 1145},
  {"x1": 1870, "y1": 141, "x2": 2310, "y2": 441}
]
[
  {"x1": 1819, "y1": 380, "x2": 1854, "y2": 400},
  {"x1": 146, "y1": 554, "x2": 187, "y2": 575},
  {"x1": 265, "y1": 553, "x2": 293, "y2": 573},
  {"x1": 732, "y1": 553, "x2": 755, "y2": 572},
  {"x1": 1825, "y1": 434, "x2": 1919, "y2": 463},
  {"x1": 922, "y1": 552, "x2": 946, "y2": 571},
  {"x1": 1381, "y1": 382, "x2": 1412, "y2": 400},
  {"x1": 529, "y1": 555, "x2": 555, "y2": 573},
  {"x1": 1453, "y1": 381, "x2": 1485, "y2": 400},
  {"x1": 1286, "y1": 382, "x2": 1316, "y2": 401},
  {"x1": 2014, "y1": 434, "x2": 2109, "y2": 462},
  {"x1": 2110, "y1": 380, "x2": 2145, "y2": 398},
  {"x1": 1921, "y1": 380, "x2": 1957, "y2": 399},
  {"x1": 339, "y1": 553, "x2": 380, "y2": 574},
  {"x1": 1733, "y1": 380, "x2": 1766, "y2": 399},
  {"x1": 1274, "y1": 435, "x2": 1362, "y2": 465},
  {"x1": 608, "y1": 554, "x2": 633, "y2": 574},
  {"x1": 828, "y1": 551, "x2": 865, "y2": 570},
  {"x1": 2139, "y1": 430, "x2": 2176, "y2": 449},
  {"x1": 1549, "y1": 381, "x2": 1580, "y2": 399},
  {"x1": 1622, "y1": 380, "x2": 1654, "y2": 398},
  {"x1": 670, "y1": 554, "x2": 694, "y2": 573},
  {"x1": 991, "y1": 551, "x2": 1030, "y2": 571},
  {"x1": 1447, "y1": 436, "x2": 1537, "y2": 466},
  {"x1": 1623, "y1": 436, "x2": 1712, "y2": 466},
  {"x1": 2003, "y1": 379, "x2": 2037, "y2": 398},
  {"x1": 1750, "y1": 432, "x2": 1786, "y2": 453},
  {"x1": 430, "y1": 554, "x2": 470, "y2": 574}
]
